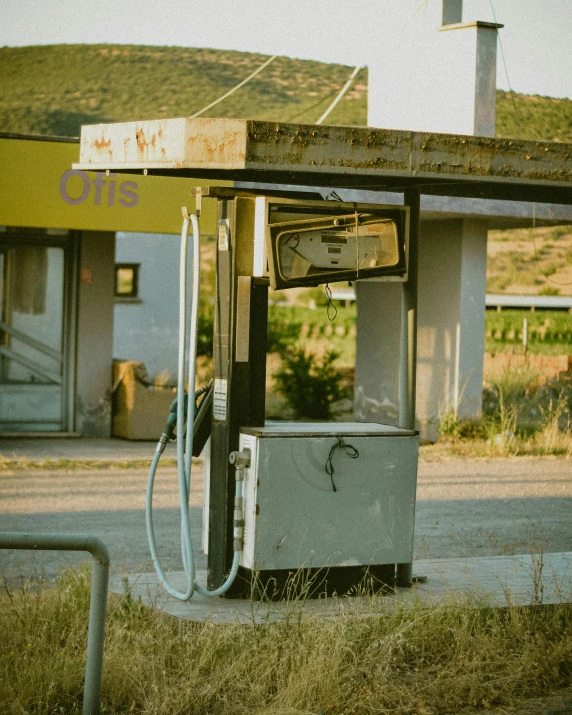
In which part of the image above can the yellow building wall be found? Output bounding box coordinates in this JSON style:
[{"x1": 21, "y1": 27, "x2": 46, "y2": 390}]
[{"x1": 0, "y1": 137, "x2": 224, "y2": 234}]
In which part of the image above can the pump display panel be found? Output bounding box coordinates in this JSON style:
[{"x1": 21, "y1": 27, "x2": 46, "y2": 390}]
[{"x1": 266, "y1": 199, "x2": 409, "y2": 290}]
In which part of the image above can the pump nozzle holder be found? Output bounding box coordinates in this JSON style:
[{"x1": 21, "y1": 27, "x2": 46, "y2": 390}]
[{"x1": 229, "y1": 449, "x2": 251, "y2": 468}]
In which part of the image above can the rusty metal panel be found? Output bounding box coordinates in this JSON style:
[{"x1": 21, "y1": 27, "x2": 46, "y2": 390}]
[
  {"x1": 75, "y1": 117, "x2": 572, "y2": 192},
  {"x1": 76, "y1": 118, "x2": 247, "y2": 170}
]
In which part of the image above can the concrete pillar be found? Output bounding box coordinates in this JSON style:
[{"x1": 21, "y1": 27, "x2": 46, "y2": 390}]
[
  {"x1": 356, "y1": 1, "x2": 498, "y2": 439},
  {"x1": 76, "y1": 230, "x2": 116, "y2": 436},
  {"x1": 368, "y1": 1, "x2": 501, "y2": 137},
  {"x1": 355, "y1": 219, "x2": 488, "y2": 441},
  {"x1": 442, "y1": 0, "x2": 462, "y2": 25}
]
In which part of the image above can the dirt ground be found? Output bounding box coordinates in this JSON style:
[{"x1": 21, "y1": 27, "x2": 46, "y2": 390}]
[{"x1": 1, "y1": 454, "x2": 571, "y2": 582}]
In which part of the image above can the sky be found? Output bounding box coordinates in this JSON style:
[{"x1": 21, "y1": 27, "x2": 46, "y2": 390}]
[{"x1": 2, "y1": 0, "x2": 571, "y2": 100}]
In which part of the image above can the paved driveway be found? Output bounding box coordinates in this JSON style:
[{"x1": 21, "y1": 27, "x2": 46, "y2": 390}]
[{"x1": 1, "y1": 454, "x2": 571, "y2": 583}]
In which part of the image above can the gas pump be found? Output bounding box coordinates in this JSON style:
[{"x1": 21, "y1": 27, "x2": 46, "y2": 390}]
[{"x1": 146, "y1": 186, "x2": 419, "y2": 601}]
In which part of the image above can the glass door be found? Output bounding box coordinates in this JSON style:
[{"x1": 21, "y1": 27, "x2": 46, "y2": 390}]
[{"x1": 0, "y1": 232, "x2": 74, "y2": 432}]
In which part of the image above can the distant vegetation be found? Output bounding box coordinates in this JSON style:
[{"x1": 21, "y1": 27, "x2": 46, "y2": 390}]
[
  {"x1": 0, "y1": 44, "x2": 571, "y2": 141},
  {"x1": 487, "y1": 225, "x2": 572, "y2": 297},
  {"x1": 0, "y1": 44, "x2": 367, "y2": 136},
  {"x1": 496, "y1": 90, "x2": 572, "y2": 143}
]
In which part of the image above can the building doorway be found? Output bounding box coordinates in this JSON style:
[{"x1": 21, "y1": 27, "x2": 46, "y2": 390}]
[{"x1": 0, "y1": 229, "x2": 77, "y2": 432}]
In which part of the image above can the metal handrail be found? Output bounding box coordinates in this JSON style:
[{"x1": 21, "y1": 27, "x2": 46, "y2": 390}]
[
  {"x1": 0, "y1": 532, "x2": 110, "y2": 715},
  {"x1": 0, "y1": 345, "x2": 62, "y2": 384},
  {"x1": 0, "y1": 320, "x2": 63, "y2": 363}
]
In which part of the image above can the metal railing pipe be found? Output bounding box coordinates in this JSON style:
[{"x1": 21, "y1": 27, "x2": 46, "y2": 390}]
[{"x1": 0, "y1": 532, "x2": 110, "y2": 715}]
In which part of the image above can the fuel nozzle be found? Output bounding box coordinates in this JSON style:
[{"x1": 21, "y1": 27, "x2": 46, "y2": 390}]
[
  {"x1": 164, "y1": 395, "x2": 188, "y2": 438},
  {"x1": 156, "y1": 394, "x2": 188, "y2": 453}
]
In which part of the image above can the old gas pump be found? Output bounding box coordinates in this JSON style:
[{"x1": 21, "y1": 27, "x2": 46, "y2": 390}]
[{"x1": 157, "y1": 186, "x2": 419, "y2": 599}]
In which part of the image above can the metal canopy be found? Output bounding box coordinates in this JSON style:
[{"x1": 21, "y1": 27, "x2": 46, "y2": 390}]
[{"x1": 74, "y1": 117, "x2": 572, "y2": 205}]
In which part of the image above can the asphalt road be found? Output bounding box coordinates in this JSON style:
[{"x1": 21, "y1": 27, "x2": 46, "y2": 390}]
[{"x1": 1, "y1": 455, "x2": 571, "y2": 583}]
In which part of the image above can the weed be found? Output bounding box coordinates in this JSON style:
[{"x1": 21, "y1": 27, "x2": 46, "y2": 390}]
[
  {"x1": 274, "y1": 347, "x2": 350, "y2": 420},
  {"x1": 3, "y1": 565, "x2": 572, "y2": 714},
  {"x1": 486, "y1": 391, "x2": 519, "y2": 456},
  {"x1": 438, "y1": 367, "x2": 572, "y2": 456},
  {"x1": 0, "y1": 457, "x2": 177, "y2": 471}
]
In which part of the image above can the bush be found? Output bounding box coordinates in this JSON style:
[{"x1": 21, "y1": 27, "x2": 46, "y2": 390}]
[
  {"x1": 439, "y1": 369, "x2": 572, "y2": 455},
  {"x1": 267, "y1": 314, "x2": 303, "y2": 353},
  {"x1": 274, "y1": 348, "x2": 349, "y2": 420},
  {"x1": 439, "y1": 408, "x2": 489, "y2": 441},
  {"x1": 196, "y1": 304, "x2": 214, "y2": 357}
]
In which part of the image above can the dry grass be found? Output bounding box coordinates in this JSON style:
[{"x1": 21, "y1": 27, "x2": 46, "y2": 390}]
[
  {"x1": 0, "y1": 457, "x2": 177, "y2": 472},
  {"x1": 2, "y1": 567, "x2": 572, "y2": 714},
  {"x1": 436, "y1": 362, "x2": 572, "y2": 457},
  {"x1": 487, "y1": 225, "x2": 572, "y2": 296}
]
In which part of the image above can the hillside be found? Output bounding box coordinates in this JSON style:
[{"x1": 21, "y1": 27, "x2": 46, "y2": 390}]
[
  {"x1": 0, "y1": 45, "x2": 367, "y2": 136},
  {"x1": 1, "y1": 44, "x2": 571, "y2": 142},
  {"x1": 487, "y1": 225, "x2": 572, "y2": 296}
]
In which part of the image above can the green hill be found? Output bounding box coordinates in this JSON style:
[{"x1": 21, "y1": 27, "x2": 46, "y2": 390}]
[
  {"x1": 0, "y1": 44, "x2": 367, "y2": 136},
  {"x1": 0, "y1": 44, "x2": 570, "y2": 142}
]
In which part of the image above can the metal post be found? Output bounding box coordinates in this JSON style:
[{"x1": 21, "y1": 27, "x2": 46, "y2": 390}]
[
  {"x1": 208, "y1": 197, "x2": 267, "y2": 595},
  {"x1": 397, "y1": 188, "x2": 420, "y2": 587},
  {"x1": 0, "y1": 532, "x2": 110, "y2": 715}
]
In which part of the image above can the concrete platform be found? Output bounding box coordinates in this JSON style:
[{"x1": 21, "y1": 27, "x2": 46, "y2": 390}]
[
  {"x1": 110, "y1": 551, "x2": 572, "y2": 624},
  {"x1": 0, "y1": 436, "x2": 177, "y2": 462}
]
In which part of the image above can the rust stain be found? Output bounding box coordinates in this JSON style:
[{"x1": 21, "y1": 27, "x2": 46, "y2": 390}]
[
  {"x1": 161, "y1": 147, "x2": 166, "y2": 156},
  {"x1": 135, "y1": 129, "x2": 149, "y2": 154},
  {"x1": 151, "y1": 134, "x2": 156, "y2": 148},
  {"x1": 94, "y1": 137, "x2": 111, "y2": 150},
  {"x1": 158, "y1": 127, "x2": 163, "y2": 138}
]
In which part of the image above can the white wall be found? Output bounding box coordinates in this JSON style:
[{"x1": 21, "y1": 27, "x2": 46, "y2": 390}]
[
  {"x1": 368, "y1": 0, "x2": 500, "y2": 137},
  {"x1": 114, "y1": 232, "x2": 181, "y2": 380}
]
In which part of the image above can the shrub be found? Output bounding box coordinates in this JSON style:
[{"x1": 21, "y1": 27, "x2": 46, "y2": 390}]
[
  {"x1": 274, "y1": 347, "x2": 349, "y2": 419},
  {"x1": 267, "y1": 314, "x2": 302, "y2": 353},
  {"x1": 196, "y1": 303, "x2": 214, "y2": 357},
  {"x1": 439, "y1": 410, "x2": 489, "y2": 441}
]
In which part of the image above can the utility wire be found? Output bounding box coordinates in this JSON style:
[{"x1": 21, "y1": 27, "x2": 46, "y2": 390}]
[
  {"x1": 287, "y1": 86, "x2": 341, "y2": 123},
  {"x1": 189, "y1": 2, "x2": 426, "y2": 125},
  {"x1": 190, "y1": 54, "x2": 277, "y2": 118},
  {"x1": 316, "y1": 65, "x2": 363, "y2": 125},
  {"x1": 487, "y1": 0, "x2": 524, "y2": 133}
]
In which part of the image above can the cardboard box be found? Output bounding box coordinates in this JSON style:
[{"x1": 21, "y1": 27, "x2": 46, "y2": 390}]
[{"x1": 112, "y1": 360, "x2": 176, "y2": 440}]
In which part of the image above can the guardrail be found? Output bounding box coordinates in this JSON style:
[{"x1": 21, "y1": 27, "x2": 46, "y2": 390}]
[{"x1": 0, "y1": 532, "x2": 110, "y2": 715}]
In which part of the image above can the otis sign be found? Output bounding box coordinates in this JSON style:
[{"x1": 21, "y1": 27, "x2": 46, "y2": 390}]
[{"x1": 60, "y1": 170, "x2": 139, "y2": 208}]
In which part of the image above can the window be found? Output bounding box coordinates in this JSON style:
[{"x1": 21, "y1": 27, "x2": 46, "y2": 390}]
[{"x1": 115, "y1": 263, "x2": 140, "y2": 299}]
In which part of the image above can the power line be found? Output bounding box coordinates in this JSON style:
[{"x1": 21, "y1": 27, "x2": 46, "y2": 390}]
[
  {"x1": 316, "y1": 65, "x2": 362, "y2": 125},
  {"x1": 488, "y1": 0, "x2": 524, "y2": 133},
  {"x1": 190, "y1": 54, "x2": 277, "y2": 118},
  {"x1": 286, "y1": 87, "x2": 341, "y2": 123}
]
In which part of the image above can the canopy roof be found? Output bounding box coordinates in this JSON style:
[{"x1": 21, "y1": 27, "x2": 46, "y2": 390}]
[{"x1": 75, "y1": 117, "x2": 572, "y2": 205}]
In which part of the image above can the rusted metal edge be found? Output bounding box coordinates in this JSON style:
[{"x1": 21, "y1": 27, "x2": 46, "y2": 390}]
[
  {"x1": 73, "y1": 118, "x2": 572, "y2": 201},
  {"x1": 73, "y1": 161, "x2": 572, "y2": 190}
]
